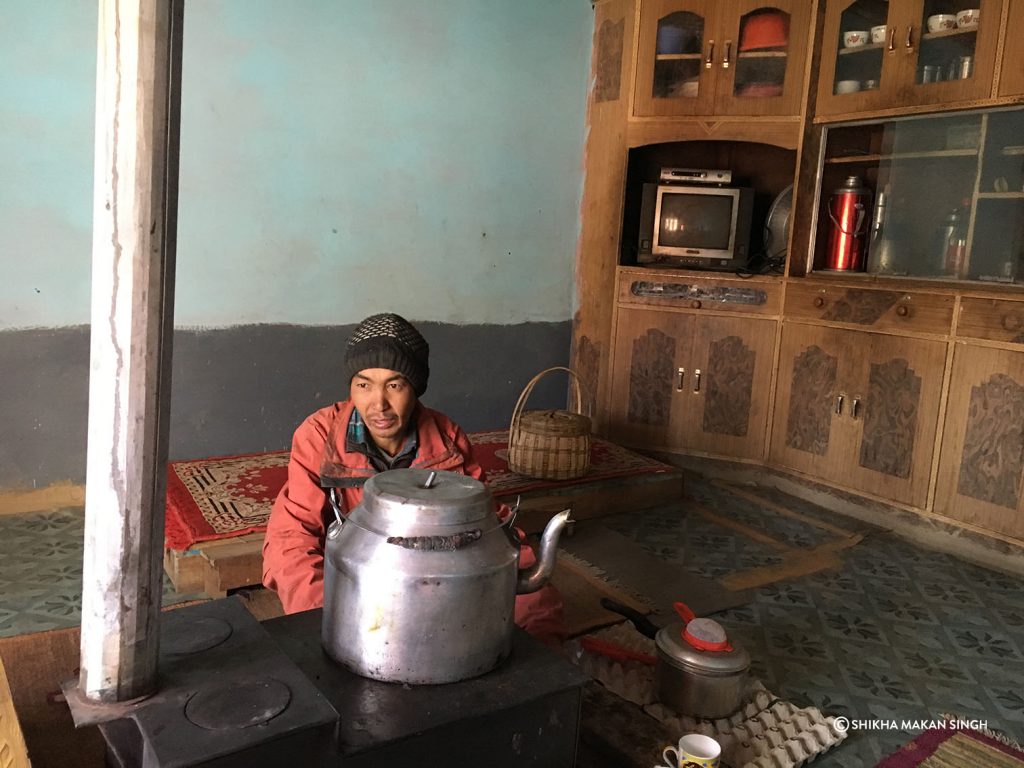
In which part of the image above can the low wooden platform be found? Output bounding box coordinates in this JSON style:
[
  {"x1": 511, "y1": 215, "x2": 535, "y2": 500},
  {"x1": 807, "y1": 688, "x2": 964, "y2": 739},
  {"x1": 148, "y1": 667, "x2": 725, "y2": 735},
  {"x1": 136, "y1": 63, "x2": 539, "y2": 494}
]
[{"x1": 164, "y1": 468, "x2": 684, "y2": 597}]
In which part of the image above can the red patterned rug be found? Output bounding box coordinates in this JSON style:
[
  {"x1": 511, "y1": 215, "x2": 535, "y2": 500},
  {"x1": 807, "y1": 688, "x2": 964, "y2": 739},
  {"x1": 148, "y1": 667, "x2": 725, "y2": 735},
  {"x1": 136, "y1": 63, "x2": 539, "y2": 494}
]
[
  {"x1": 876, "y1": 722, "x2": 1024, "y2": 767},
  {"x1": 164, "y1": 431, "x2": 676, "y2": 551}
]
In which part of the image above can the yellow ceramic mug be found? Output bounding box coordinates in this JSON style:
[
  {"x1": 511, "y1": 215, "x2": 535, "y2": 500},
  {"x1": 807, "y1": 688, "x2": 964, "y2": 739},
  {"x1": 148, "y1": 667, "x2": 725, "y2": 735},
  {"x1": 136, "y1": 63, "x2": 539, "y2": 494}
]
[{"x1": 662, "y1": 733, "x2": 721, "y2": 768}]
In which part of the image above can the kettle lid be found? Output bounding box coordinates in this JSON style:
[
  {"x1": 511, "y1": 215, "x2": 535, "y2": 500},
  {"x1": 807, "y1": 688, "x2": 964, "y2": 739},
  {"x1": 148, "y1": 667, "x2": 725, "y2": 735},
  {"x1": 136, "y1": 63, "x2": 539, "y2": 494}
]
[
  {"x1": 834, "y1": 175, "x2": 870, "y2": 195},
  {"x1": 362, "y1": 468, "x2": 496, "y2": 528}
]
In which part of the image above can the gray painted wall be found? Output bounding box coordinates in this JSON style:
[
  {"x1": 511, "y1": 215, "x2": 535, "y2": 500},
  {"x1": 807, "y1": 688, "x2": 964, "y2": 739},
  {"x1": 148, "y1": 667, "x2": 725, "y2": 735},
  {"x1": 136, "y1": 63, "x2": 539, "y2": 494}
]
[{"x1": 0, "y1": 322, "x2": 570, "y2": 488}]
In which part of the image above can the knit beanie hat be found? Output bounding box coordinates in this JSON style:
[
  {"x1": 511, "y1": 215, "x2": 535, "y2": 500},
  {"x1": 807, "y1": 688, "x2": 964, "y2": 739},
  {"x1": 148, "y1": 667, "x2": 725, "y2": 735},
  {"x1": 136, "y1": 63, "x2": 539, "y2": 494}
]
[{"x1": 343, "y1": 313, "x2": 430, "y2": 396}]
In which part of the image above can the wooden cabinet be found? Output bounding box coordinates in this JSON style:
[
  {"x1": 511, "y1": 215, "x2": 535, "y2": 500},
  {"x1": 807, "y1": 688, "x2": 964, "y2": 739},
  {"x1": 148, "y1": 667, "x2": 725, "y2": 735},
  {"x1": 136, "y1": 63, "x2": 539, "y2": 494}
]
[
  {"x1": 999, "y1": 0, "x2": 1024, "y2": 96},
  {"x1": 608, "y1": 305, "x2": 777, "y2": 460},
  {"x1": 770, "y1": 322, "x2": 947, "y2": 507},
  {"x1": 633, "y1": 0, "x2": 811, "y2": 118},
  {"x1": 817, "y1": 0, "x2": 1004, "y2": 118},
  {"x1": 934, "y1": 343, "x2": 1024, "y2": 538}
]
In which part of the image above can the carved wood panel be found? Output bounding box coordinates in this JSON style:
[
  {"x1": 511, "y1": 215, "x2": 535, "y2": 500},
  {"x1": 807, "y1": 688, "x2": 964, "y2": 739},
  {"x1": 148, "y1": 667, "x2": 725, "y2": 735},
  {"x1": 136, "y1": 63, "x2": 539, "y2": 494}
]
[
  {"x1": 957, "y1": 373, "x2": 1024, "y2": 510},
  {"x1": 822, "y1": 290, "x2": 900, "y2": 325},
  {"x1": 785, "y1": 345, "x2": 838, "y2": 455},
  {"x1": 572, "y1": 332, "x2": 601, "y2": 413},
  {"x1": 702, "y1": 335, "x2": 754, "y2": 437},
  {"x1": 627, "y1": 328, "x2": 676, "y2": 427},
  {"x1": 595, "y1": 18, "x2": 624, "y2": 103},
  {"x1": 858, "y1": 359, "x2": 921, "y2": 479}
]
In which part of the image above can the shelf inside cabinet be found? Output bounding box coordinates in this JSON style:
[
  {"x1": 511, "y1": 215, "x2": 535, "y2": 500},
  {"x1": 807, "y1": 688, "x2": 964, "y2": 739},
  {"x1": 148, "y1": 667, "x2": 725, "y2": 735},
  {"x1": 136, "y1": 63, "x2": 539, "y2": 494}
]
[
  {"x1": 736, "y1": 51, "x2": 788, "y2": 59},
  {"x1": 825, "y1": 149, "x2": 978, "y2": 164},
  {"x1": 837, "y1": 42, "x2": 884, "y2": 56},
  {"x1": 921, "y1": 28, "x2": 977, "y2": 42},
  {"x1": 655, "y1": 53, "x2": 702, "y2": 61},
  {"x1": 977, "y1": 192, "x2": 1024, "y2": 199}
]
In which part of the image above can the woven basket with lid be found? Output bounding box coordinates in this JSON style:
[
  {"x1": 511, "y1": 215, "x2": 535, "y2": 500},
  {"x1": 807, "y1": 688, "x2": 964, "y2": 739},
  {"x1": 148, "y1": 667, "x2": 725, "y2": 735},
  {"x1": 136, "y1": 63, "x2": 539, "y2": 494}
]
[{"x1": 507, "y1": 367, "x2": 592, "y2": 481}]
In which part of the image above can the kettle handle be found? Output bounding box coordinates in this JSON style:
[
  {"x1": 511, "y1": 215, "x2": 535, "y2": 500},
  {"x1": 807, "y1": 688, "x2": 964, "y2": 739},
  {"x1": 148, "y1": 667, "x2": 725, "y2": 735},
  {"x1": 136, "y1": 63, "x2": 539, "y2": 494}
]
[{"x1": 828, "y1": 202, "x2": 868, "y2": 236}]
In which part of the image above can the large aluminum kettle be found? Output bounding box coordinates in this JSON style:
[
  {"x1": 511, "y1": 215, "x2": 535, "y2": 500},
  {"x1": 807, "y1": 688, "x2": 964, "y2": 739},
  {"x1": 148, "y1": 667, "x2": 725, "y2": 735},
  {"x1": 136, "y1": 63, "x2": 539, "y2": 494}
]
[{"x1": 322, "y1": 468, "x2": 570, "y2": 684}]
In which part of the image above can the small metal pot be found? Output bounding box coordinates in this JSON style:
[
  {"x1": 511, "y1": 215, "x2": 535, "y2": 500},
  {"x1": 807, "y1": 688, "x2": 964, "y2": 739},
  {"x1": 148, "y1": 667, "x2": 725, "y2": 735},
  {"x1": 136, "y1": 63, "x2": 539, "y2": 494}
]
[
  {"x1": 654, "y1": 618, "x2": 750, "y2": 718},
  {"x1": 602, "y1": 599, "x2": 750, "y2": 718}
]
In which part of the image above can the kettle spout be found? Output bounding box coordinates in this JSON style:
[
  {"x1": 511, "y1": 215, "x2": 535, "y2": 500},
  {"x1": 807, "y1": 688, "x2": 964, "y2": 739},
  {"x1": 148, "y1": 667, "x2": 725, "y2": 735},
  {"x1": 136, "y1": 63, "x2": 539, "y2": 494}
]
[{"x1": 516, "y1": 509, "x2": 571, "y2": 594}]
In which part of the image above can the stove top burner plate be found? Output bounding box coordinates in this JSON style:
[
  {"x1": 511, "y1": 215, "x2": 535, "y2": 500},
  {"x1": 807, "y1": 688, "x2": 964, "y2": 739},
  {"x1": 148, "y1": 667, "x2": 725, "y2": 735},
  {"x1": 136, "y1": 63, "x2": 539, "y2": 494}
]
[{"x1": 185, "y1": 678, "x2": 292, "y2": 730}]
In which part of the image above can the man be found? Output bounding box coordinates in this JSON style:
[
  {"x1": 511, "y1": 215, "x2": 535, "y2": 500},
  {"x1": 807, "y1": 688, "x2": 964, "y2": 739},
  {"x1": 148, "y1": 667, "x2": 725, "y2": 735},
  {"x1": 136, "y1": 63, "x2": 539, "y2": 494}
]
[{"x1": 262, "y1": 313, "x2": 566, "y2": 644}]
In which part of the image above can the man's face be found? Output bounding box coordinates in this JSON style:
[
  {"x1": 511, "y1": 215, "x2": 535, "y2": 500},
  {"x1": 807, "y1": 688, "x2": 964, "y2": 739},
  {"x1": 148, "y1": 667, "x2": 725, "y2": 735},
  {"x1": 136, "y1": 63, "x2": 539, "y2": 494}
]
[{"x1": 349, "y1": 368, "x2": 417, "y2": 453}]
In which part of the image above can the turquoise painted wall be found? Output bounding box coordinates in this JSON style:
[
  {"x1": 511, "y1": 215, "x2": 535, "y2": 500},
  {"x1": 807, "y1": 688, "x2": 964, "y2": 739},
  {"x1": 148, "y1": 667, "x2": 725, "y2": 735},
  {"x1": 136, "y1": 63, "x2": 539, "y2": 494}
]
[
  {"x1": 0, "y1": 2, "x2": 97, "y2": 329},
  {"x1": 0, "y1": 1, "x2": 591, "y2": 329}
]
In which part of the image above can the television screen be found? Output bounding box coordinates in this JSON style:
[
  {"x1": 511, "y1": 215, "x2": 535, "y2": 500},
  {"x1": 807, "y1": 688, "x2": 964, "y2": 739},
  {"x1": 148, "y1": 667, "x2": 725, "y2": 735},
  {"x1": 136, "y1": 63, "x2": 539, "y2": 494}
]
[{"x1": 657, "y1": 193, "x2": 734, "y2": 251}]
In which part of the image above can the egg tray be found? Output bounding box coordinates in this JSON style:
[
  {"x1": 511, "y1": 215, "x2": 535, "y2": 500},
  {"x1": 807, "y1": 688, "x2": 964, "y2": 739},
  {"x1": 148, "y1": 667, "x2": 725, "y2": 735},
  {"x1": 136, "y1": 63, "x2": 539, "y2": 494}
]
[{"x1": 565, "y1": 624, "x2": 848, "y2": 768}]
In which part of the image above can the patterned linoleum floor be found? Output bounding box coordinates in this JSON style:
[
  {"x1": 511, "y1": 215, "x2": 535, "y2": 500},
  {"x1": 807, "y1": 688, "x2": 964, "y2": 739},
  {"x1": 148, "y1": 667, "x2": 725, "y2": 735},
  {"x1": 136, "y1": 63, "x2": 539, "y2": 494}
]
[
  {"x1": 0, "y1": 508, "x2": 200, "y2": 638},
  {"x1": 2, "y1": 478, "x2": 1023, "y2": 767},
  {"x1": 602, "y1": 474, "x2": 1024, "y2": 767}
]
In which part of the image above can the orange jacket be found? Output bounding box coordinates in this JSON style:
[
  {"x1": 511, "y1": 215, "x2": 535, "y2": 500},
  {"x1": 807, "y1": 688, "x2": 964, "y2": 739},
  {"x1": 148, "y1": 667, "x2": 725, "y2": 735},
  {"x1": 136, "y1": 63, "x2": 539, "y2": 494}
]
[{"x1": 262, "y1": 400, "x2": 566, "y2": 644}]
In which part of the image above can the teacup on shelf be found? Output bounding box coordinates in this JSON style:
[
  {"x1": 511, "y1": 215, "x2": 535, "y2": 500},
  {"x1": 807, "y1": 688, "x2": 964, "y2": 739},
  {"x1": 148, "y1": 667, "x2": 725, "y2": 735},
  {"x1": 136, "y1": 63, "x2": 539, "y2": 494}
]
[
  {"x1": 956, "y1": 9, "x2": 980, "y2": 29},
  {"x1": 870, "y1": 25, "x2": 888, "y2": 44},
  {"x1": 835, "y1": 79, "x2": 861, "y2": 94},
  {"x1": 927, "y1": 14, "x2": 957, "y2": 33},
  {"x1": 843, "y1": 30, "x2": 868, "y2": 48}
]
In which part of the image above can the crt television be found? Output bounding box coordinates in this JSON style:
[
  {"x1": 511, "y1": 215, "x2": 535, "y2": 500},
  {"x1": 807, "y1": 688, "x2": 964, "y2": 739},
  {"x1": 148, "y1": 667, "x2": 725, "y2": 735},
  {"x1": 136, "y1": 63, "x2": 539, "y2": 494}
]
[{"x1": 637, "y1": 182, "x2": 754, "y2": 271}]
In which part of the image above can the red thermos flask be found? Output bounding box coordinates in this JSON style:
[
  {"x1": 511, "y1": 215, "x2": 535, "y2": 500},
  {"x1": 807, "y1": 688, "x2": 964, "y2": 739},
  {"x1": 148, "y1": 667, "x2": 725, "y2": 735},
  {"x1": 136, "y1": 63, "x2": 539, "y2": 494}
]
[{"x1": 826, "y1": 176, "x2": 872, "y2": 271}]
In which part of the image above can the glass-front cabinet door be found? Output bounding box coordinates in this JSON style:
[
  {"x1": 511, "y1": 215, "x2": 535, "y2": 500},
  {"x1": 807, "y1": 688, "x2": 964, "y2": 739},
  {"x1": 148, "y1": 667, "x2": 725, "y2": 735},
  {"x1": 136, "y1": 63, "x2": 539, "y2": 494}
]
[
  {"x1": 715, "y1": 1, "x2": 813, "y2": 116},
  {"x1": 818, "y1": 0, "x2": 903, "y2": 117},
  {"x1": 818, "y1": 0, "x2": 1004, "y2": 116},
  {"x1": 634, "y1": 0, "x2": 718, "y2": 117},
  {"x1": 895, "y1": 0, "x2": 1003, "y2": 107},
  {"x1": 811, "y1": 106, "x2": 1024, "y2": 284}
]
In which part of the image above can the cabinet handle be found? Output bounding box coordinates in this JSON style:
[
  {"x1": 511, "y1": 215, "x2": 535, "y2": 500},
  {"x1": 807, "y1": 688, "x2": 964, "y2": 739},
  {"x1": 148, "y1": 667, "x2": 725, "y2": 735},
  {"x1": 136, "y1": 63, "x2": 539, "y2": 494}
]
[
  {"x1": 905, "y1": 25, "x2": 914, "y2": 51},
  {"x1": 887, "y1": 27, "x2": 896, "y2": 51},
  {"x1": 896, "y1": 305, "x2": 909, "y2": 317},
  {"x1": 850, "y1": 397, "x2": 860, "y2": 419},
  {"x1": 705, "y1": 40, "x2": 715, "y2": 69},
  {"x1": 693, "y1": 369, "x2": 701, "y2": 393},
  {"x1": 1003, "y1": 314, "x2": 1022, "y2": 331},
  {"x1": 835, "y1": 394, "x2": 844, "y2": 415},
  {"x1": 691, "y1": 299, "x2": 702, "y2": 309},
  {"x1": 676, "y1": 367, "x2": 686, "y2": 391},
  {"x1": 722, "y1": 41, "x2": 732, "y2": 69},
  {"x1": 813, "y1": 296, "x2": 825, "y2": 308}
]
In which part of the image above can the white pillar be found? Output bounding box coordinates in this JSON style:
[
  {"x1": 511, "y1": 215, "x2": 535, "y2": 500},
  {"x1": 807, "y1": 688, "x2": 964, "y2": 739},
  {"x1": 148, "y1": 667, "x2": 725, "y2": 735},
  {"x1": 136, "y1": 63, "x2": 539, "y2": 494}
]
[{"x1": 80, "y1": 0, "x2": 182, "y2": 703}]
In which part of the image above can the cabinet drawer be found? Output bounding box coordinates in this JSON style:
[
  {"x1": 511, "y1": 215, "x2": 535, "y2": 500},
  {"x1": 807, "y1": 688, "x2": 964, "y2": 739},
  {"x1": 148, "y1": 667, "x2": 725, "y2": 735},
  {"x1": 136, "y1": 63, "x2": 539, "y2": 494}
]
[
  {"x1": 784, "y1": 283, "x2": 954, "y2": 336},
  {"x1": 617, "y1": 273, "x2": 781, "y2": 315},
  {"x1": 958, "y1": 298, "x2": 1024, "y2": 346}
]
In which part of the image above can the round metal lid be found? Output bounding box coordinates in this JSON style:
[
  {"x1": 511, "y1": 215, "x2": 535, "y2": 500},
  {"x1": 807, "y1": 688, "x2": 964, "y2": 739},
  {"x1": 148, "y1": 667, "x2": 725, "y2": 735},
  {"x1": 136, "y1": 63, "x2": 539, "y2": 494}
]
[
  {"x1": 184, "y1": 678, "x2": 291, "y2": 730},
  {"x1": 162, "y1": 617, "x2": 233, "y2": 656},
  {"x1": 360, "y1": 468, "x2": 495, "y2": 530},
  {"x1": 655, "y1": 620, "x2": 751, "y2": 675}
]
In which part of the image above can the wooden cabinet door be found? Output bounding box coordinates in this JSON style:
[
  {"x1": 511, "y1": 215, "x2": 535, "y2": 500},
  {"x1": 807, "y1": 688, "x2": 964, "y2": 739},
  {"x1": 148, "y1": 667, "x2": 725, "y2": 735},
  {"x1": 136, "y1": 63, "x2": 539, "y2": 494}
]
[
  {"x1": 934, "y1": 344, "x2": 1024, "y2": 539},
  {"x1": 607, "y1": 307, "x2": 694, "y2": 451},
  {"x1": 998, "y1": 0, "x2": 1024, "y2": 96},
  {"x1": 769, "y1": 323, "x2": 859, "y2": 479},
  {"x1": 816, "y1": 0, "x2": 904, "y2": 117},
  {"x1": 844, "y1": 333, "x2": 947, "y2": 508},
  {"x1": 634, "y1": 0, "x2": 720, "y2": 116},
  {"x1": 890, "y1": 0, "x2": 1004, "y2": 109},
  {"x1": 684, "y1": 315, "x2": 777, "y2": 460},
  {"x1": 713, "y1": 0, "x2": 813, "y2": 117}
]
